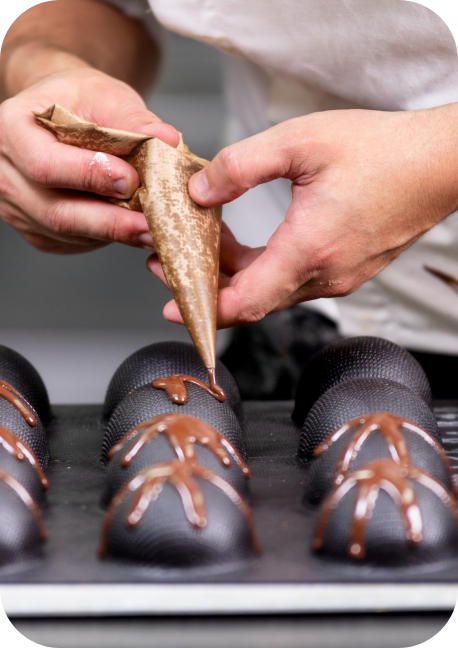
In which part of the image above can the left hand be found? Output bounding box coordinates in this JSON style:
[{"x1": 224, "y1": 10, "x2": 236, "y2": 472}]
[{"x1": 148, "y1": 106, "x2": 458, "y2": 328}]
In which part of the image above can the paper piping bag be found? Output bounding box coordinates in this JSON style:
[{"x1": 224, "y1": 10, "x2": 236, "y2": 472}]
[{"x1": 34, "y1": 105, "x2": 223, "y2": 394}]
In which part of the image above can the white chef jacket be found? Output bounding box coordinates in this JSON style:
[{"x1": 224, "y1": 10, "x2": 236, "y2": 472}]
[{"x1": 111, "y1": 0, "x2": 458, "y2": 355}]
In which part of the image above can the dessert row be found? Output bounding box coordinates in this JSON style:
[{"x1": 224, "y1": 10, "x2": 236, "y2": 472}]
[{"x1": 0, "y1": 336, "x2": 457, "y2": 569}]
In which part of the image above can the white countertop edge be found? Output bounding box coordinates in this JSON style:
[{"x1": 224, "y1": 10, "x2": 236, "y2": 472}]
[{"x1": 1, "y1": 583, "x2": 456, "y2": 616}]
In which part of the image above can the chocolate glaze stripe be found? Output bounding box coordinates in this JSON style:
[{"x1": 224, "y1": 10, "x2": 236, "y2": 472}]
[
  {"x1": 100, "y1": 413, "x2": 258, "y2": 557},
  {"x1": 0, "y1": 468, "x2": 47, "y2": 541},
  {"x1": 0, "y1": 382, "x2": 36, "y2": 427},
  {"x1": 0, "y1": 425, "x2": 48, "y2": 489},
  {"x1": 108, "y1": 413, "x2": 250, "y2": 477},
  {"x1": 98, "y1": 459, "x2": 260, "y2": 557},
  {"x1": 314, "y1": 413, "x2": 456, "y2": 495},
  {"x1": 312, "y1": 412, "x2": 458, "y2": 559},
  {"x1": 313, "y1": 459, "x2": 458, "y2": 560},
  {"x1": 152, "y1": 374, "x2": 226, "y2": 404}
]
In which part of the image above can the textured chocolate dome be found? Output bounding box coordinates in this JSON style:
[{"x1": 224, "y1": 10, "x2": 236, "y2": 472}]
[
  {"x1": 298, "y1": 378, "x2": 439, "y2": 462},
  {"x1": 103, "y1": 342, "x2": 243, "y2": 423},
  {"x1": 0, "y1": 479, "x2": 45, "y2": 566},
  {"x1": 0, "y1": 345, "x2": 51, "y2": 424},
  {"x1": 103, "y1": 430, "x2": 250, "y2": 507},
  {"x1": 314, "y1": 468, "x2": 458, "y2": 566},
  {"x1": 303, "y1": 422, "x2": 452, "y2": 507},
  {"x1": 292, "y1": 337, "x2": 432, "y2": 426},
  {"x1": 102, "y1": 477, "x2": 255, "y2": 567},
  {"x1": 0, "y1": 398, "x2": 48, "y2": 468},
  {"x1": 103, "y1": 382, "x2": 246, "y2": 463}
]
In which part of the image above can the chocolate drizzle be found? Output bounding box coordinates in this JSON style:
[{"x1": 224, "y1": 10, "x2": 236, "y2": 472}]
[
  {"x1": 100, "y1": 413, "x2": 259, "y2": 556},
  {"x1": 314, "y1": 413, "x2": 456, "y2": 494},
  {"x1": 0, "y1": 381, "x2": 36, "y2": 426},
  {"x1": 152, "y1": 373, "x2": 226, "y2": 404},
  {"x1": 313, "y1": 413, "x2": 458, "y2": 559},
  {"x1": 313, "y1": 458, "x2": 458, "y2": 560},
  {"x1": 108, "y1": 413, "x2": 250, "y2": 477},
  {"x1": 0, "y1": 468, "x2": 48, "y2": 541},
  {"x1": 0, "y1": 425, "x2": 48, "y2": 489}
]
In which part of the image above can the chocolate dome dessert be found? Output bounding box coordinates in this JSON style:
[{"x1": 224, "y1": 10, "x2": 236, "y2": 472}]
[
  {"x1": 298, "y1": 378, "x2": 440, "y2": 462},
  {"x1": 292, "y1": 337, "x2": 432, "y2": 426},
  {"x1": 0, "y1": 346, "x2": 49, "y2": 566},
  {"x1": 313, "y1": 458, "x2": 458, "y2": 566},
  {"x1": 0, "y1": 396, "x2": 49, "y2": 469},
  {"x1": 103, "y1": 341, "x2": 243, "y2": 424},
  {"x1": 0, "y1": 345, "x2": 51, "y2": 424},
  {"x1": 300, "y1": 383, "x2": 452, "y2": 507},
  {"x1": 0, "y1": 476, "x2": 47, "y2": 567},
  {"x1": 295, "y1": 336, "x2": 458, "y2": 566},
  {"x1": 102, "y1": 382, "x2": 246, "y2": 463},
  {"x1": 100, "y1": 357, "x2": 258, "y2": 566}
]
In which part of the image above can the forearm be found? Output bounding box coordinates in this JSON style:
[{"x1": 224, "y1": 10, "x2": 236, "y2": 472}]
[{"x1": 0, "y1": 0, "x2": 160, "y2": 100}]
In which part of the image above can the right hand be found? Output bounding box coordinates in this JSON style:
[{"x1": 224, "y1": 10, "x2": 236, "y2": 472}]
[{"x1": 0, "y1": 66, "x2": 179, "y2": 254}]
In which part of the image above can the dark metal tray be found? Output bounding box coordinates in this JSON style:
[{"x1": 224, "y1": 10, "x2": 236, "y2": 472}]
[{"x1": 1, "y1": 402, "x2": 457, "y2": 616}]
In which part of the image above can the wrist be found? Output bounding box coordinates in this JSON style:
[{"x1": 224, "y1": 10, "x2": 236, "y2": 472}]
[{"x1": 1, "y1": 40, "x2": 91, "y2": 99}]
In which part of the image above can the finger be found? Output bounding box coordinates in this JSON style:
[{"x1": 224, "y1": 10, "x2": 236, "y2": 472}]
[
  {"x1": 6, "y1": 191, "x2": 153, "y2": 250},
  {"x1": 220, "y1": 221, "x2": 264, "y2": 276},
  {"x1": 20, "y1": 231, "x2": 110, "y2": 255},
  {"x1": 146, "y1": 254, "x2": 169, "y2": 288},
  {"x1": 0, "y1": 157, "x2": 154, "y2": 249},
  {"x1": 26, "y1": 138, "x2": 141, "y2": 199},
  {"x1": 188, "y1": 124, "x2": 296, "y2": 206},
  {"x1": 215, "y1": 221, "x2": 318, "y2": 327}
]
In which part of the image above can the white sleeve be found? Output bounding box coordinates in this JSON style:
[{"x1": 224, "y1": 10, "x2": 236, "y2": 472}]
[{"x1": 103, "y1": 0, "x2": 163, "y2": 43}]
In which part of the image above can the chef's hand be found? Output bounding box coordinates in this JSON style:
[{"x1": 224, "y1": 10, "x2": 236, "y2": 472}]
[
  {"x1": 148, "y1": 106, "x2": 458, "y2": 327},
  {"x1": 0, "y1": 0, "x2": 179, "y2": 254},
  {"x1": 0, "y1": 67, "x2": 178, "y2": 254}
]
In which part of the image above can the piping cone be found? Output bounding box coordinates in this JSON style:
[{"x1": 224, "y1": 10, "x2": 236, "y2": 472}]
[{"x1": 34, "y1": 105, "x2": 222, "y2": 373}]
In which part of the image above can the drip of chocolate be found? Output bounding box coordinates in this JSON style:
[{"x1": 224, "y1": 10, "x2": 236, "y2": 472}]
[
  {"x1": 0, "y1": 468, "x2": 48, "y2": 541},
  {"x1": 314, "y1": 413, "x2": 456, "y2": 494},
  {"x1": 0, "y1": 425, "x2": 48, "y2": 489},
  {"x1": 108, "y1": 413, "x2": 250, "y2": 477},
  {"x1": 313, "y1": 459, "x2": 458, "y2": 560},
  {"x1": 152, "y1": 374, "x2": 226, "y2": 404},
  {"x1": 207, "y1": 368, "x2": 226, "y2": 402},
  {"x1": 0, "y1": 382, "x2": 36, "y2": 426},
  {"x1": 100, "y1": 413, "x2": 258, "y2": 556}
]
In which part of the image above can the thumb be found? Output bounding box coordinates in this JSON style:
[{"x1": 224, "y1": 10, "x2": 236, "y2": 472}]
[{"x1": 189, "y1": 127, "x2": 294, "y2": 206}]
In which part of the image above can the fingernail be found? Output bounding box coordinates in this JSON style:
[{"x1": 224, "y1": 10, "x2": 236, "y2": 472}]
[
  {"x1": 114, "y1": 178, "x2": 128, "y2": 196},
  {"x1": 192, "y1": 171, "x2": 209, "y2": 199},
  {"x1": 139, "y1": 232, "x2": 154, "y2": 247}
]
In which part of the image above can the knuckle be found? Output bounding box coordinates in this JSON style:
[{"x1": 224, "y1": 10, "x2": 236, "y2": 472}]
[
  {"x1": 26, "y1": 148, "x2": 53, "y2": 187},
  {"x1": 104, "y1": 214, "x2": 121, "y2": 242},
  {"x1": 238, "y1": 302, "x2": 266, "y2": 325},
  {"x1": 83, "y1": 154, "x2": 114, "y2": 194},
  {"x1": 0, "y1": 175, "x2": 13, "y2": 202},
  {"x1": 46, "y1": 200, "x2": 74, "y2": 235},
  {"x1": 218, "y1": 147, "x2": 243, "y2": 185},
  {"x1": 326, "y1": 277, "x2": 356, "y2": 298},
  {"x1": 0, "y1": 208, "x2": 19, "y2": 228}
]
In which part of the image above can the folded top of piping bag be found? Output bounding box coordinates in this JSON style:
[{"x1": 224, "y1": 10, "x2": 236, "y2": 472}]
[{"x1": 34, "y1": 105, "x2": 224, "y2": 400}]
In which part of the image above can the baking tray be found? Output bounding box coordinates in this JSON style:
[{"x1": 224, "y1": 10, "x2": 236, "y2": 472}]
[{"x1": 1, "y1": 401, "x2": 457, "y2": 616}]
